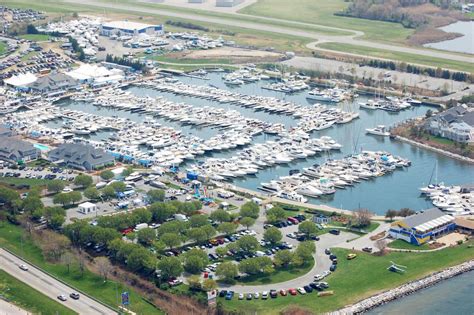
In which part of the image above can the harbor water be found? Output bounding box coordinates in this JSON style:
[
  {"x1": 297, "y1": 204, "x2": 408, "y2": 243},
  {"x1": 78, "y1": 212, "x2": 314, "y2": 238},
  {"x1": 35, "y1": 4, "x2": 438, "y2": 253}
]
[
  {"x1": 367, "y1": 271, "x2": 474, "y2": 314},
  {"x1": 56, "y1": 73, "x2": 474, "y2": 214},
  {"x1": 424, "y1": 21, "x2": 474, "y2": 55}
]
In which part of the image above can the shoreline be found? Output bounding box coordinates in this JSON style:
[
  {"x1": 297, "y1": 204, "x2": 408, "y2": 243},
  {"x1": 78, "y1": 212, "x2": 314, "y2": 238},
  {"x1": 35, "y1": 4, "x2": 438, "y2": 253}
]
[{"x1": 334, "y1": 259, "x2": 474, "y2": 314}]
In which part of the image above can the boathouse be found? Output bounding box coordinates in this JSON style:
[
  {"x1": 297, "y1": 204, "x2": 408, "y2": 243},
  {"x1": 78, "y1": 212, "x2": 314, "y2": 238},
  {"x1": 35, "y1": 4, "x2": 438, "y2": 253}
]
[{"x1": 389, "y1": 208, "x2": 455, "y2": 245}]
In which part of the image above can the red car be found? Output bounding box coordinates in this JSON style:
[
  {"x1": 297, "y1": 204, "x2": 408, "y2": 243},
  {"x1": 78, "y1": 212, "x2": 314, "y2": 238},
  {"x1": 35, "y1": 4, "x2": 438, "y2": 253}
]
[
  {"x1": 121, "y1": 228, "x2": 133, "y2": 235},
  {"x1": 288, "y1": 288, "x2": 297, "y2": 296}
]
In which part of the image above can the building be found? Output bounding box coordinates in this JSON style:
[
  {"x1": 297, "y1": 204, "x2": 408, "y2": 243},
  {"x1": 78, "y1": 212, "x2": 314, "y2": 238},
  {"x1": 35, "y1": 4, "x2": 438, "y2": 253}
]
[
  {"x1": 216, "y1": 0, "x2": 244, "y2": 7},
  {"x1": 99, "y1": 21, "x2": 164, "y2": 37},
  {"x1": 189, "y1": 0, "x2": 206, "y2": 3},
  {"x1": 3, "y1": 72, "x2": 37, "y2": 91},
  {"x1": 389, "y1": 208, "x2": 456, "y2": 245},
  {"x1": 48, "y1": 143, "x2": 115, "y2": 171},
  {"x1": 313, "y1": 214, "x2": 331, "y2": 224},
  {"x1": 66, "y1": 64, "x2": 124, "y2": 85},
  {"x1": 0, "y1": 136, "x2": 39, "y2": 163},
  {"x1": 425, "y1": 104, "x2": 474, "y2": 143},
  {"x1": 0, "y1": 125, "x2": 13, "y2": 137},
  {"x1": 28, "y1": 73, "x2": 78, "y2": 93},
  {"x1": 454, "y1": 218, "x2": 474, "y2": 235},
  {"x1": 78, "y1": 202, "x2": 98, "y2": 214}
]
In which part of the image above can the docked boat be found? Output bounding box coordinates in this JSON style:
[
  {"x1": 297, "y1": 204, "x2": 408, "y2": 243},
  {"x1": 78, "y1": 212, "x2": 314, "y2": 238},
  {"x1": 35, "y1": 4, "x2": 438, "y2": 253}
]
[{"x1": 366, "y1": 125, "x2": 390, "y2": 137}]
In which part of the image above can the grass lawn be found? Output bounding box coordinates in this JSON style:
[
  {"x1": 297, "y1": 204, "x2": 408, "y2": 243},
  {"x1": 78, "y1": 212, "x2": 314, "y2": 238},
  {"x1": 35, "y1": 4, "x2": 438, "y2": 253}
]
[
  {"x1": 317, "y1": 42, "x2": 474, "y2": 73},
  {"x1": 0, "y1": 177, "x2": 55, "y2": 188},
  {"x1": 388, "y1": 239, "x2": 431, "y2": 251},
  {"x1": 240, "y1": 0, "x2": 414, "y2": 44},
  {"x1": 427, "y1": 134, "x2": 456, "y2": 146},
  {"x1": 0, "y1": 41, "x2": 6, "y2": 55},
  {"x1": 0, "y1": 270, "x2": 77, "y2": 315},
  {"x1": 0, "y1": 222, "x2": 164, "y2": 315},
  {"x1": 19, "y1": 34, "x2": 50, "y2": 41},
  {"x1": 147, "y1": 55, "x2": 234, "y2": 66},
  {"x1": 236, "y1": 258, "x2": 314, "y2": 286},
  {"x1": 222, "y1": 242, "x2": 474, "y2": 314}
]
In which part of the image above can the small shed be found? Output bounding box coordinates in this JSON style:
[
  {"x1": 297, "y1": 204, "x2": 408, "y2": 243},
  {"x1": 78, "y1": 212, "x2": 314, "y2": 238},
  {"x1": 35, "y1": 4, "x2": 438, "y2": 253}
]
[
  {"x1": 78, "y1": 202, "x2": 97, "y2": 214},
  {"x1": 313, "y1": 214, "x2": 331, "y2": 224}
]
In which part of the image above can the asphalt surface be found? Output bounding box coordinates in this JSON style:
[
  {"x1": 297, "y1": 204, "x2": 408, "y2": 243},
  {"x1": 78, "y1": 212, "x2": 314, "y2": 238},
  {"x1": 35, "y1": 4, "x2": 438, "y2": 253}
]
[
  {"x1": 0, "y1": 249, "x2": 116, "y2": 315},
  {"x1": 0, "y1": 299, "x2": 29, "y2": 315},
  {"x1": 64, "y1": 0, "x2": 472, "y2": 64}
]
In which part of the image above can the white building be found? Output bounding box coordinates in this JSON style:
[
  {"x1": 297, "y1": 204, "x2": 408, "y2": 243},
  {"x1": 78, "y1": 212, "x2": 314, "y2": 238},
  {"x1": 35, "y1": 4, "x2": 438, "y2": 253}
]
[
  {"x1": 66, "y1": 64, "x2": 124, "y2": 85},
  {"x1": 4, "y1": 73, "x2": 37, "y2": 90},
  {"x1": 100, "y1": 21, "x2": 164, "y2": 37},
  {"x1": 216, "y1": 0, "x2": 244, "y2": 7},
  {"x1": 78, "y1": 202, "x2": 98, "y2": 214}
]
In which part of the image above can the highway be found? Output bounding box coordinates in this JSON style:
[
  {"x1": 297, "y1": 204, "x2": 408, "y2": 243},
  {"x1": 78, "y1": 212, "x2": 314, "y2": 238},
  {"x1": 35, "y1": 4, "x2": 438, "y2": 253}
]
[
  {"x1": 0, "y1": 249, "x2": 116, "y2": 315},
  {"x1": 63, "y1": 0, "x2": 473, "y2": 64}
]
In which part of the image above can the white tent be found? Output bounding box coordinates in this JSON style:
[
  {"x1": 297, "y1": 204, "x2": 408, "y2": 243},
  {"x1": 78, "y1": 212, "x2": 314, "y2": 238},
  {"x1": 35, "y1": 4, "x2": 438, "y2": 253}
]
[
  {"x1": 78, "y1": 201, "x2": 97, "y2": 214},
  {"x1": 66, "y1": 64, "x2": 123, "y2": 83},
  {"x1": 4, "y1": 73, "x2": 37, "y2": 88}
]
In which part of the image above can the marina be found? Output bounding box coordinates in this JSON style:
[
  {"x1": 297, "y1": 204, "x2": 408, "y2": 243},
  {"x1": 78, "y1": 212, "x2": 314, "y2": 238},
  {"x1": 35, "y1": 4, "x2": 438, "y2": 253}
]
[{"x1": 2, "y1": 72, "x2": 473, "y2": 214}]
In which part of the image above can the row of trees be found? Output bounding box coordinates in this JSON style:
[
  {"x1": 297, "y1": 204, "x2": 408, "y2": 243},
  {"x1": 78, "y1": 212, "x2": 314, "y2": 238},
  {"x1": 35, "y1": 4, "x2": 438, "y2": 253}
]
[
  {"x1": 105, "y1": 54, "x2": 144, "y2": 71},
  {"x1": 67, "y1": 36, "x2": 85, "y2": 61},
  {"x1": 385, "y1": 207, "x2": 416, "y2": 220}
]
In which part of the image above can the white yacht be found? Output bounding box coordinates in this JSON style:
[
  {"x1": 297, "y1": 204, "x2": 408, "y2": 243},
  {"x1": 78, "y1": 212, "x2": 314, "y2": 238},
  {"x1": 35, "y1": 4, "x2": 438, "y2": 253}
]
[{"x1": 366, "y1": 125, "x2": 390, "y2": 137}]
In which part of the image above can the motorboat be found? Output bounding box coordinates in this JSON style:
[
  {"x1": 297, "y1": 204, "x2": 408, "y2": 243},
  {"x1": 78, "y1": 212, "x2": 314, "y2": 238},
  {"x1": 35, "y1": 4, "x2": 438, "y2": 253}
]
[{"x1": 366, "y1": 125, "x2": 390, "y2": 137}]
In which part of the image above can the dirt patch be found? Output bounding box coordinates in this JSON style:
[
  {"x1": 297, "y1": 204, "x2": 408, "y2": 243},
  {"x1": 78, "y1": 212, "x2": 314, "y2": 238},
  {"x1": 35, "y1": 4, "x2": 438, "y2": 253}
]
[
  {"x1": 182, "y1": 47, "x2": 284, "y2": 63},
  {"x1": 408, "y1": 26, "x2": 463, "y2": 45}
]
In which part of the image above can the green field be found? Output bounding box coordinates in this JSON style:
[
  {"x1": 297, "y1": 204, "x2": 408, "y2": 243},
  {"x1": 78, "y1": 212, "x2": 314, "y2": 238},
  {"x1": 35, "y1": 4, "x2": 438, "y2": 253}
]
[
  {"x1": 147, "y1": 55, "x2": 234, "y2": 66},
  {"x1": 222, "y1": 243, "x2": 474, "y2": 314},
  {"x1": 0, "y1": 223, "x2": 164, "y2": 315},
  {"x1": 388, "y1": 239, "x2": 431, "y2": 251},
  {"x1": 240, "y1": 0, "x2": 414, "y2": 44},
  {"x1": 317, "y1": 42, "x2": 474, "y2": 73},
  {"x1": 0, "y1": 270, "x2": 77, "y2": 315},
  {"x1": 0, "y1": 177, "x2": 56, "y2": 188},
  {"x1": 0, "y1": 42, "x2": 7, "y2": 55},
  {"x1": 237, "y1": 258, "x2": 314, "y2": 286},
  {"x1": 19, "y1": 34, "x2": 50, "y2": 41}
]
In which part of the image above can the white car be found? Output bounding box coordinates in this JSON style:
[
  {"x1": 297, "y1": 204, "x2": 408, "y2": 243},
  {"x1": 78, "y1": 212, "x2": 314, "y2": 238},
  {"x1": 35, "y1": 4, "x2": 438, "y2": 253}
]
[
  {"x1": 297, "y1": 287, "x2": 306, "y2": 295},
  {"x1": 261, "y1": 291, "x2": 268, "y2": 299},
  {"x1": 254, "y1": 292, "x2": 260, "y2": 299},
  {"x1": 19, "y1": 264, "x2": 28, "y2": 271},
  {"x1": 314, "y1": 274, "x2": 324, "y2": 281},
  {"x1": 62, "y1": 187, "x2": 73, "y2": 193},
  {"x1": 57, "y1": 294, "x2": 67, "y2": 301},
  {"x1": 286, "y1": 233, "x2": 296, "y2": 239},
  {"x1": 322, "y1": 270, "x2": 331, "y2": 277},
  {"x1": 238, "y1": 293, "x2": 244, "y2": 300}
]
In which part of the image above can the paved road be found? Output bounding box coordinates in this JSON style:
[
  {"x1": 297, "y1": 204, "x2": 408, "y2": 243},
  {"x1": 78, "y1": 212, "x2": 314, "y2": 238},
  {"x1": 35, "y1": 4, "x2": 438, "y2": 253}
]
[
  {"x1": 217, "y1": 231, "x2": 357, "y2": 293},
  {"x1": 0, "y1": 249, "x2": 116, "y2": 315},
  {"x1": 0, "y1": 299, "x2": 29, "y2": 315},
  {"x1": 65, "y1": 0, "x2": 472, "y2": 64}
]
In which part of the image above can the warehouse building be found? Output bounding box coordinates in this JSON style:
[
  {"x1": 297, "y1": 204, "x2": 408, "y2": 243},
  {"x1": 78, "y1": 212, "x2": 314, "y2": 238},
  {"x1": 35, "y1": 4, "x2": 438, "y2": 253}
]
[
  {"x1": 99, "y1": 21, "x2": 164, "y2": 37},
  {"x1": 389, "y1": 208, "x2": 456, "y2": 245},
  {"x1": 216, "y1": 0, "x2": 244, "y2": 7}
]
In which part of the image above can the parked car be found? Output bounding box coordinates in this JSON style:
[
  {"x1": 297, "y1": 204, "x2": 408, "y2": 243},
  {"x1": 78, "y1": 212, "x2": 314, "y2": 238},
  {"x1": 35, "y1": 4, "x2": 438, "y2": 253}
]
[
  {"x1": 270, "y1": 290, "x2": 278, "y2": 298},
  {"x1": 219, "y1": 290, "x2": 227, "y2": 298},
  {"x1": 347, "y1": 253, "x2": 357, "y2": 260},
  {"x1": 254, "y1": 292, "x2": 260, "y2": 299},
  {"x1": 225, "y1": 291, "x2": 234, "y2": 300},
  {"x1": 303, "y1": 285, "x2": 313, "y2": 293},
  {"x1": 279, "y1": 289, "x2": 287, "y2": 296},
  {"x1": 246, "y1": 293, "x2": 253, "y2": 300},
  {"x1": 329, "y1": 229, "x2": 340, "y2": 235},
  {"x1": 288, "y1": 288, "x2": 297, "y2": 296},
  {"x1": 362, "y1": 247, "x2": 373, "y2": 253},
  {"x1": 262, "y1": 291, "x2": 268, "y2": 300},
  {"x1": 325, "y1": 248, "x2": 331, "y2": 255},
  {"x1": 297, "y1": 287, "x2": 306, "y2": 295},
  {"x1": 330, "y1": 264, "x2": 337, "y2": 272}
]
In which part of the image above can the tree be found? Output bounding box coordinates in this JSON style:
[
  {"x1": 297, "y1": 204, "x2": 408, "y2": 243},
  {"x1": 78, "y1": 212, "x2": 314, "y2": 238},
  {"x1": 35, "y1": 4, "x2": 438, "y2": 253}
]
[
  {"x1": 127, "y1": 246, "x2": 156, "y2": 273},
  {"x1": 22, "y1": 195, "x2": 43, "y2": 213},
  {"x1": 69, "y1": 191, "x2": 82, "y2": 205},
  {"x1": 298, "y1": 221, "x2": 318, "y2": 237},
  {"x1": 94, "y1": 256, "x2": 113, "y2": 281},
  {"x1": 399, "y1": 208, "x2": 415, "y2": 217},
  {"x1": 266, "y1": 206, "x2": 286, "y2": 223},
  {"x1": 295, "y1": 241, "x2": 315, "y2": 262},
  {"x1": 74, "y1": 174, "x2": 93, "y2": 188},
  {"x1": 147, "y1": 189, "x2": 165, "y2": 203},
  {"x1": 189, "y1": 214, "x2": 209, "y2": 228},
  {"x1": 236, "y1": 235, "x2": 259, "y2": 254},
  {"x1": 202, "y1": 279, "x2": 217, "y2": 292},
  {"x1": 132, "y1": 208, "x2": 152, "y2": 224},
  {"x1": 160, "y1": 233, "x2": 181, "y2": 249},
  {"x1": 158, "y1": 256, "x2": 183, "y2": 280},
  {"x1": 273, "y1": 249, "x2": 293, "y2": 267},
  {"x1": 239, "y1": 202, "x2": 260, "y2": 219},
  {"x1": 187, "y1": 227, "x2": 208, "y2": 244},
  {"x1": 183, "y1": 249, "x2": 209, "y2": 274},
  {"x1": 47, "y1": 180, "x2": 65, "y2": 193},
  {"x1": 149, "y1": 202, "x2": 176, "y2": 223},
  {"x1": 240, "y1": 217, "x2": 256, "y2": 229},
  {"x1": 137, "y1": 228, "x2": 156, "y2": 246},
  {"x1": 188, "y1": 275, "x2": 202, "y2": 290},
  {"x1": 110, "y1": 181, "x2": 126, "y2": 193},
  {"x1": 61, "y1": 252, "x2": 74, "y2": 274},
  {"x1": 84, "y1": 187, "x2": 100, "y2": 200},
  {"x1": 375, "y1": 239, "x2": 387, "y2": 255},
  {"x1": 41, "y1": 231, "x2": 70, "y2": 262},
  {"x1": 217, "y1": 222, "x2": 237, "y2": 236},
  {"x1": 215, "y1": 247, "x2": 228, "y2": 258},
  {"x1": 385, "y1": 209, "x2": 398, "y2": 221},
  {"x1": 53, "y1": 193, "x2": 72, "y2": 207},
  {"x1": 216, "y1": 262, "x2": 238, "y2": 283},
  {"x1": 209, "y1": 209, "x2": 231, "y2": 223},
  {"x1": 263, "y1": 227, "x2": 282, "y2": 244},
  {"x1": 101, "y1": 186, "x2": 116, "y2": 200},
  {"x1": 100, "y1": 170, "x2": 114, "y2": 181},
  {"x1": 425, "y1": 109, "x2": 433, "y2": 118},
  {"x1": 352, "y1": 209, "x2": 372, "y2": 228},
  {"x1": 201, "y1": 225, "x2": 216, "y2": 240},
  {"x1": 26, "y1": 24, "x2": 38, "y2": 34},
  {"x1": 121, "y1": 167, "x2": 134, "y2": 177},
  {"x1": 239, "y1": 256, "x2": 273, "y2": 275}
]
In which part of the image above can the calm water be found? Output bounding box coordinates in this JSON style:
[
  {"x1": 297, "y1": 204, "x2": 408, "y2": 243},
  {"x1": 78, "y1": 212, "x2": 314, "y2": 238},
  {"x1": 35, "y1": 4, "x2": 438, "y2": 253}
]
[
  {"x1": 367, "y1": 271, "x2": 474, "y2": 315},
  {"x1": 425, "y1": 21, "x2": 474, "y2": 54},
  {"x1": 56, "y1": 73, "x2": 474, "y2": 214}
]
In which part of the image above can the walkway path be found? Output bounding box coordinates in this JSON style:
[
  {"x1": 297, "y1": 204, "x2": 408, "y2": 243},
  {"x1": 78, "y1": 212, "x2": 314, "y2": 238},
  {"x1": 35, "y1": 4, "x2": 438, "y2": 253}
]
[
  {"x1": 66, "y1": 0, "x2": 473, "y2": 64},
  {"x1": 0, "y1": 299, "x2": 30, "y2": 315}
]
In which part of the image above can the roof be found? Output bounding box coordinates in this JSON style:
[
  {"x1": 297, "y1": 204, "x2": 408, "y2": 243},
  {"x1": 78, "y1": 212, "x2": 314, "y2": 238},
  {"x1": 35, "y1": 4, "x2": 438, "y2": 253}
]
[
  {"x1": 454, "y1": 218, "x2": 474, "y2": 230},
  {"x1": 28, "y1": 73, "x2": 77, "y2": 91},
  {"x1": 461, "y1": 111, "x2": 474, "y2": 127},
  {"x1": 48, "y1": 143, "x2": 114, "y2": 167},
  {"x1": 101, "y1": 21, "x2": 157, "y2": 30},
  {"x1": 66, "y1": 64, "x2": 123, "y2": 81},
  {"x1": 0, "y1": 136, "x2": 37, "y2": 157},
  {"x1": 79, "y1": 201, "x2": 96, "y2": 208},
  {"x1": 4, "y1": 73, "x2": 37, "y2": 87},
  {"x1": 402, "y1": 208, "x2": 454, "y2": 232}
]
